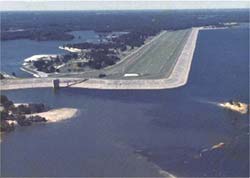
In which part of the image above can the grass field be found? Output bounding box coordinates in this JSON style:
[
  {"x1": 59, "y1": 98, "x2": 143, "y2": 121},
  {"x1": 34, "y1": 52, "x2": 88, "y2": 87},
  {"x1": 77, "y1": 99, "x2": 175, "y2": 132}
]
[
  {"x1": 125, "y1": 29, "x2": 191, "y2": 78},
  {"x1": 102, "y1": 29, "x2": 191, "y2": 79}
]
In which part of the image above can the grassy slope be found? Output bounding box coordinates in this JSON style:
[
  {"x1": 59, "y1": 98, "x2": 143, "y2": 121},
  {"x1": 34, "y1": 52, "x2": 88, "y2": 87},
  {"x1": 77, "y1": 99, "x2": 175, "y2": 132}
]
[{"x1": 125, "y1": 29, "x2": 191, "y2": 78}]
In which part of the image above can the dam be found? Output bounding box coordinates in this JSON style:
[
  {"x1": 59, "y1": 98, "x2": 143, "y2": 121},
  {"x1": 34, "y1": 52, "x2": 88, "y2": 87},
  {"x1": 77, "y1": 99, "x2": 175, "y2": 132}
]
[{"x1": 0, "y1": 28, "x2": 200, "y2": 91}]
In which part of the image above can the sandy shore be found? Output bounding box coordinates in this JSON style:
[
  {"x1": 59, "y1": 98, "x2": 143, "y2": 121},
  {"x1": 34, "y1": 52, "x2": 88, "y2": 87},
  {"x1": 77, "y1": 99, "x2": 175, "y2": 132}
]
[
  {"x1": 59, "y1": 46, "x2": 82, "y2": 53},
  {"x1": 14, "y1": 103, "x2": 28, "y2": 107},
  {"x1": 24, "y1": 54, "x2": 57, "y2": 62},
  {"x1": 27, "y1": 108, "x2": 78, "y2": 123}
]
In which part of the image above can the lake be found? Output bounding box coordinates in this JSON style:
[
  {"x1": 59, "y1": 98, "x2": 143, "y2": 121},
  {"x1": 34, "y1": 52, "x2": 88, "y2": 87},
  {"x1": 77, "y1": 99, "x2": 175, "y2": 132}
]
[{"x1": 1, "y1": 25, "x2": 249, "y2": 177}]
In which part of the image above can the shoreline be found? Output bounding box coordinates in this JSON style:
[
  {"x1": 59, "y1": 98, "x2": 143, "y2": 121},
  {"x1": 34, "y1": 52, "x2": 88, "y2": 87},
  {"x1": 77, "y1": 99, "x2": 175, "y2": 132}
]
[
  {"x1": 21, "y1": 54, "x2": 58, "y2": 78},
  {"x1": 0, "y1": 27, "x2": 200, "y2": 90},
  {"x1": 23, "y1": 54, "x2": 57, "y2": 62},
  {"x1": 1, "y1": 108, "x2": 78, "y2": 143},
  {"x1": 59, "y1": 46, "x2": 82, "y2": 53}
]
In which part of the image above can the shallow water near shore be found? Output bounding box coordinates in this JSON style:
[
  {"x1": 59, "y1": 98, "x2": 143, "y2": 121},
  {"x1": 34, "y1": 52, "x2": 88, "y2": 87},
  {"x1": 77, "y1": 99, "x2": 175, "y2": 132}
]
[{"x1": 1, "y1": 26, "x2": 249, "y2": 177}]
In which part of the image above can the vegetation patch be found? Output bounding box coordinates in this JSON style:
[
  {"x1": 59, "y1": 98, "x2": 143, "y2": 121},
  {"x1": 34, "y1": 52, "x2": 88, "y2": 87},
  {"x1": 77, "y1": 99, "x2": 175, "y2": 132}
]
[{"x1": 0, "y1": 95, "x2": 47, "y2": 132}]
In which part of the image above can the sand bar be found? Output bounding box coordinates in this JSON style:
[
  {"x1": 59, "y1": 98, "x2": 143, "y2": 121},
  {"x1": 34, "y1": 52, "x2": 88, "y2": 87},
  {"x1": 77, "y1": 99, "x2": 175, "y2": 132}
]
[{"x1": 27, "y1": 108, "x2": 78, "y2": 123}]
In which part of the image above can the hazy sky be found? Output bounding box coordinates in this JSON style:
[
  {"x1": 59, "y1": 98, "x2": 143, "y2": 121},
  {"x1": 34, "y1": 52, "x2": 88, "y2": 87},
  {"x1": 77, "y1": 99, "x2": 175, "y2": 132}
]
[{"x1": 0, "y1": 0, "x2": 249, "y2": 11}]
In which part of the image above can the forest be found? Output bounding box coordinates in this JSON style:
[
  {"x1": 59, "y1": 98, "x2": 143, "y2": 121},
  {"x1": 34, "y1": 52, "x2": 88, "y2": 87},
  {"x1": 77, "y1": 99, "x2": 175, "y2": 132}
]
[{"x1": 1, "y1": 9, "x2": 249, "y2": 41}]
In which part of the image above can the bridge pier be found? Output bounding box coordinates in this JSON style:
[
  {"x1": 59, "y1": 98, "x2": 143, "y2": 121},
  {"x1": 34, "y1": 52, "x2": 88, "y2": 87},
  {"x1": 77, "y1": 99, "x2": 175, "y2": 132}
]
[{"x1": 53, "y1": 79, "x2": 60, "y2": 89}]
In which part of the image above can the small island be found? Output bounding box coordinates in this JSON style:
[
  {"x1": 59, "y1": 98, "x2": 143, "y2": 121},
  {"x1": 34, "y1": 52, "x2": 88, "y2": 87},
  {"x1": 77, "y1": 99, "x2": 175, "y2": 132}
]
[
  {"x1": 0, "y1": 95, "x2": 78, "y2": 133},
  {"x1": 218, "y1": 100, "x2": 249, "y2": 114}
]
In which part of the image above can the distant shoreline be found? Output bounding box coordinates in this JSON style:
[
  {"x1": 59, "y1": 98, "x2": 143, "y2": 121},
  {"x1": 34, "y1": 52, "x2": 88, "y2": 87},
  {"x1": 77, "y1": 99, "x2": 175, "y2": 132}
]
[{"x1": 0, "y1": 27, "x2": 200, "y2": 90}]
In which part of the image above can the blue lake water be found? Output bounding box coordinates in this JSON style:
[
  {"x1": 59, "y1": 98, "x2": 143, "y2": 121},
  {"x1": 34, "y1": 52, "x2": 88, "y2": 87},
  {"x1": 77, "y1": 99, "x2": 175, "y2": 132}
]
[{"x1": 1, "y1": 26, "x2": 249, "y2": 177}]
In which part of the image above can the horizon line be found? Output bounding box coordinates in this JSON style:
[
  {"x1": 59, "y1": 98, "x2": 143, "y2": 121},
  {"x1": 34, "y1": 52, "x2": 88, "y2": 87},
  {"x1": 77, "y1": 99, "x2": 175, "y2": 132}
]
[{"x1": 1, "y1": 7, "x2": 249, "y2": 12}]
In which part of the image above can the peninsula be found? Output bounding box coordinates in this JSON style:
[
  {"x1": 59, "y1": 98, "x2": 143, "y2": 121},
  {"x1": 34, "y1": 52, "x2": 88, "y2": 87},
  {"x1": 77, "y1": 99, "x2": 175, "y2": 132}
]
[
  {"x1": 0, "y1": 95, "x2": 78, "y2": 133},
  {"x1": 27, "y1": 108, "x2": 78, "y2": 123}
]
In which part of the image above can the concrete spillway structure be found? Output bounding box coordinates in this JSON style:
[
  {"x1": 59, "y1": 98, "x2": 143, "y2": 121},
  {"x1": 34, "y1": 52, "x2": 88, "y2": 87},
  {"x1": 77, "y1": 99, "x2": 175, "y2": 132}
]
[{"x1": 0, "y1": 28, "x2": 200, "y2": 91}]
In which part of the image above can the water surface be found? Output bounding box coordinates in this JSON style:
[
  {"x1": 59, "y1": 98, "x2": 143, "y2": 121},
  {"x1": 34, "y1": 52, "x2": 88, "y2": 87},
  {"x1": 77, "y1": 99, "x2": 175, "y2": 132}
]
[{"x1": 1, "y1": 26, "x2": 249, "y2": 177}]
